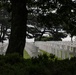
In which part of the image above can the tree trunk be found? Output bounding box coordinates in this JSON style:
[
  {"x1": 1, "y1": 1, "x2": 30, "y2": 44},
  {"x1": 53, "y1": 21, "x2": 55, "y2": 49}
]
[{"x1": 6, "y1": 0, "x2": 27, "y2": 56}]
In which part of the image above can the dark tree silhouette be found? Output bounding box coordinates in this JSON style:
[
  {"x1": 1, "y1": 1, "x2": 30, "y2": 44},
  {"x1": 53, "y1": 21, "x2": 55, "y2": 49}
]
[{"x1": 6, "y1": 0, "x2": 27, "y2": 56}]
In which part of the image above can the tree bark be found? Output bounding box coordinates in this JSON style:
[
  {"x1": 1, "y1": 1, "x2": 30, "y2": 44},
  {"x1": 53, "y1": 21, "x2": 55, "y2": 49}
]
[{"x1": 6, "y1": 0, "x2": 27, "y2": 56}]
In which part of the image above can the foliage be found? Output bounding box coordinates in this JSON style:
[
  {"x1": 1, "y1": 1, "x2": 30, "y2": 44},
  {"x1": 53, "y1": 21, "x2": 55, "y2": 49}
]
[
  {"x1": 57, "y1": 0, "x2": 76, "y2": 37},
  {"x1": 26, "y1": 0, "x2": 76, "y2": 41},
  {"x1": 0, "y1": 53, "x2": 76, "y2": 75},
  {"x1": 26, "y1": 0, "x2": 68, "y2": 41},
  {"x1": 0, "y1": 0, "x2": 11, "y2": 42},
  {"x1": 35, "y1": 32, "x2": 67, "y2": 41},
  {"x1": 35, "y1": 36, "x2": 52, "y2": 41},
  {"x1": 36, "y1": 36, "x2": 62, "y2": 41}
]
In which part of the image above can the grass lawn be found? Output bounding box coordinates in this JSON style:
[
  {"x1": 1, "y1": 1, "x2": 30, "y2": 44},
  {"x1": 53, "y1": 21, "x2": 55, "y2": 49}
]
[
  {"x1": 23, "y1": 50, "x2": 31, "y2": 59},
  {"x1": 40, "y1": 49, "x2": 50, "y2": 56},
  {"x1": 23, "y1": 49, "x2": 50, "y2": 59}
]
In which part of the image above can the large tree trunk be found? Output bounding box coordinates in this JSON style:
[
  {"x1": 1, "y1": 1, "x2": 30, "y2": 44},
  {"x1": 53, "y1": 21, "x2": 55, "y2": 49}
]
[{"x1": 6, "y1": 0, "x2": 27, "y2": 56}]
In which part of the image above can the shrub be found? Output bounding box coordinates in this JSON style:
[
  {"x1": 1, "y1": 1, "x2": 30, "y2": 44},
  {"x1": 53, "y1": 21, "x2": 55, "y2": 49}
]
[{"x1": 0, "y1": 53, "x2": 76, "y2": 75}]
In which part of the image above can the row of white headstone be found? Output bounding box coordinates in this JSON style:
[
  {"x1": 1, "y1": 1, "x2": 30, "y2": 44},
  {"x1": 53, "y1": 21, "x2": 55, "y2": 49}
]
[
  {"x1": 1, "y1": 41, "x2": 76, "y2": 59},
  {"x1": 0, "y1": 43, "x2": 8, "y2": 55},
  {"x1": 25, "y1": 42, "x2": 40, "y2": 57},
  {"x1": 35, "y1": 41, "x2": 76, "y2": 59}
]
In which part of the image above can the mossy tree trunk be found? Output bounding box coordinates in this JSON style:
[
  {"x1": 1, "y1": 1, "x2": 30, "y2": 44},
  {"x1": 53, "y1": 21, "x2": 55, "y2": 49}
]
[{"x1": 6, "y1": 0, "x2": 27, "y2": 56}]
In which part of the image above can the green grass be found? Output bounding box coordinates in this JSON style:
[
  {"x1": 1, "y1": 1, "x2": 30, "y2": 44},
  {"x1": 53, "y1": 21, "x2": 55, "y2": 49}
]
[
  {"x1": 23, "y1": 49, "x2": 50, "y2": 59},
  {"x1": 40, "y1": 50, "x2": 61, "y2": 60},
  {"x1": 40, "y1": 50, "x2": 50, "y2": 56},
  {"x1": 23, "y1": 50, "x2": 31, "y2": 59}
]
